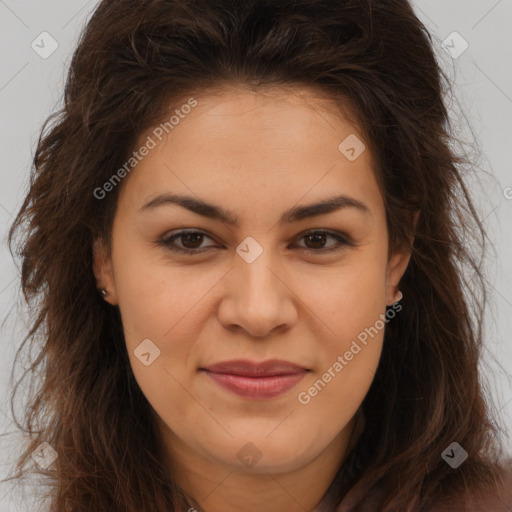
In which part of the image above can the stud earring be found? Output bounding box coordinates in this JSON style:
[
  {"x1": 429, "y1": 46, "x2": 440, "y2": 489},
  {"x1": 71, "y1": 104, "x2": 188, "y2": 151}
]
[
  {"x1": 100, "y1": 288, "x2": 109, "y2": 297},
  {"x1": 393, "y1": 290, "x2": 403, "y2": 304}
]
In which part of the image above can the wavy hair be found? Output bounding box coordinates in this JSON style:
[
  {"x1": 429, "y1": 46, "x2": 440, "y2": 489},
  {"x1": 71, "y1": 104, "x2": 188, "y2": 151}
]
[{"x1": 7, "y1": 0, "x2": 508, "y2": 510}]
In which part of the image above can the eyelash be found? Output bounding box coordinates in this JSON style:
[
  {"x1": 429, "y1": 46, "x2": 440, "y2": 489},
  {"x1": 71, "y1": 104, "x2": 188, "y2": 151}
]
[{"x1": 157, "y1": 229, "x2": 353, "y2": 256}]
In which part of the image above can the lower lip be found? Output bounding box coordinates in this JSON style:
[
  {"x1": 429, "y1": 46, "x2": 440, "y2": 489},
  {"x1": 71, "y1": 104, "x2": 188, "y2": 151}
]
[{"x1": 203, "y1": 371, "x2": 307, "y2": 400}]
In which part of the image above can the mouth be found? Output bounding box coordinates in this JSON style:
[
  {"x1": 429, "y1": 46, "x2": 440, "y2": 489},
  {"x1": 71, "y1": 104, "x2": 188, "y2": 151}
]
[{"x1": 199, "y1": 359, "x2": 309, "y2": 400}]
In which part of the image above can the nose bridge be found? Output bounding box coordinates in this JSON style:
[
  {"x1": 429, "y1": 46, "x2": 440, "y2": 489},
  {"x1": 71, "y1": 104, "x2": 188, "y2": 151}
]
[
  {"x1": 219, "y1": 235, "x2": 297, "y2": 336},
  {"x1": 235, "y1": 239, "x2": 282, "y2": 306}
]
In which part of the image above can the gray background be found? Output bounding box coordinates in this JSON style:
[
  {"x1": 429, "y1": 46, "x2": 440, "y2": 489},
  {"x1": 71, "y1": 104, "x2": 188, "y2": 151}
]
[{"x1": 1, "y1": 0, "x2": 511, "y2": 509}]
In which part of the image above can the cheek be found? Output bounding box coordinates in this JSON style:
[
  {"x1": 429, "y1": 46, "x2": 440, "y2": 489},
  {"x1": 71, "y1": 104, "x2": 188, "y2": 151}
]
[
  {"x1": 295, "y1": 269, "x2": 387, "y2": 422},
  {"x1": 296, "y1": 333, "x2": 383, "y2": 439},
  {"x1": 113, "y1": 242, "x2": 216, "y2": 343},
  {"x1": 118, "y1": 265, "x2": 208, "y2": 434},
  {"x1": 303, "y1": 254, "x2": 388, "y2": 345},
  {"x1": 294, "y1": 252, "x2": 387, "y2": 406},
  {"x1": 113, "y1": 252, "x2": 227, "y2": 407}
]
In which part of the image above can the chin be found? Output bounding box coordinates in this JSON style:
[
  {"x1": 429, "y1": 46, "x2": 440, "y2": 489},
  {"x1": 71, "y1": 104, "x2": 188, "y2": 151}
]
[{"x1": 215, "y1": 433, "x2": 318, "y2": 474}]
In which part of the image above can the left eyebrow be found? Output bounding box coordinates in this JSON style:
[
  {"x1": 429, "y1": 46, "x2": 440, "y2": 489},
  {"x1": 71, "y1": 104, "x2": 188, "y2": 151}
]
[
  {"x1": 139, "y1": 193, "x2": 370, "y2": 226},
  {"x1": 278, "y1": 195, "x2": 370, "y2": 224}
]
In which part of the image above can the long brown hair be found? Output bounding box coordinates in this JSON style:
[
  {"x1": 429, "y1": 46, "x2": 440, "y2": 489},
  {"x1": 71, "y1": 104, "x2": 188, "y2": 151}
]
[{"x1": 7, "y1": 0, "x2": 508, "y2": 510}]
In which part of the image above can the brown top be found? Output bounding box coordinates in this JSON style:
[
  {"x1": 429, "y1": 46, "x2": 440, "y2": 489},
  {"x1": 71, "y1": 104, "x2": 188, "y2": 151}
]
[
  {"x1": 425, "y1": 465, "x2": 512, "y2": 512},
  {"x1": 318, "y1": 462, "x2": 512, "y2": 512},
  {"x1": 312, "y1": 410, "x2": 512, "y2": 511}
]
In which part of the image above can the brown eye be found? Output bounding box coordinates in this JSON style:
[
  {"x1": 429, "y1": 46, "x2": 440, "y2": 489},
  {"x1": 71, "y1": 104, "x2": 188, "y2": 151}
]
[
  {"x1": 158, "y1": 230, "x2": 216, "y2": 254},
  {"x1": 157, "y1": 229, "x2": 352, "y2": 256},
  {"x1": 294, "y1": 230, "x2": 351, "y2": 254},
  {"x1": 304, "y1": 232, "x2": 328, "y2": 249},
  {"x1": 179, "y1": 232, "x2": 205, "y2": 249}
]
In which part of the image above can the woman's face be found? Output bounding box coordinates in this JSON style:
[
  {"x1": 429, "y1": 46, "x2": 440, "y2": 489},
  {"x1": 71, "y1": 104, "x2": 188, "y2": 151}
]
[{"x1": 94, "y1": 86, "x2": 410, "y2": 476}]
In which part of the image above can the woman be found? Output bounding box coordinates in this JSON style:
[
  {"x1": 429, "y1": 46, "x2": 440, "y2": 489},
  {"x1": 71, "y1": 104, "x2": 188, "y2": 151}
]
[{"x1": 7, "y1": 0, "x2": 511, "y2": 510}]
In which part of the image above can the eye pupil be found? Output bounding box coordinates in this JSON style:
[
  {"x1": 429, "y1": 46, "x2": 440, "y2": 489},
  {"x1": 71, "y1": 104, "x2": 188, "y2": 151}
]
[
  {"x1": 181, "y1": 233, "x2": 203, "y2": 248},
  {"x1": 305, "y1": 233, "x2": 327, "y2": 249}
]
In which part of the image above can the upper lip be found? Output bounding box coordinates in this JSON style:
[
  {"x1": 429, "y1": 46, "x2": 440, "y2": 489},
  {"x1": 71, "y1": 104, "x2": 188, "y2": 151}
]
[{"x1": 201, "y1": 359, "x2": 309, "y2": 377}]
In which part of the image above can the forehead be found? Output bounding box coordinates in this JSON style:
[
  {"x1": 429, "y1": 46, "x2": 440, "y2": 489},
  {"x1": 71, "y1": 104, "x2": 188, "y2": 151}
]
[
  {"x1": 161, "y1": 84, "x2": 366, "y2": 150},
  {"x1": 117, "y1": 85, "x2": 382, "y2": 220}
]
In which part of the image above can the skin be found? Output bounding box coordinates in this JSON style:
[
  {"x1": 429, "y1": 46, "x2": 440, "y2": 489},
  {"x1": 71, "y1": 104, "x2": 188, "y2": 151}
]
[{"x1": 93, "y1": 85, "x2": 411, "y2": 512}]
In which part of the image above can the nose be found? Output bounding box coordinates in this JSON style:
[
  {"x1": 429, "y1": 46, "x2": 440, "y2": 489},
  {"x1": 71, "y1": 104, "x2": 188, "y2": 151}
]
[{"x1": 217, "y1": 247, "x2": 298, "y2": 338}]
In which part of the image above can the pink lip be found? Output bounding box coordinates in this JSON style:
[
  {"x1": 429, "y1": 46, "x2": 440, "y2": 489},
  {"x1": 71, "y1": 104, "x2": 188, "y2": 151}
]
[{"x1": 200, "y1": 359, "x2": 309, "y2": 400}]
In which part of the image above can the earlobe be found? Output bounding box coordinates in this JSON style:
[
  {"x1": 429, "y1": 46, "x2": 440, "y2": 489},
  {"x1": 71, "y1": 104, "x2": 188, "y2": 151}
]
[{"x1": 92, "y1": 238, "x2": 117, "y2": 304}]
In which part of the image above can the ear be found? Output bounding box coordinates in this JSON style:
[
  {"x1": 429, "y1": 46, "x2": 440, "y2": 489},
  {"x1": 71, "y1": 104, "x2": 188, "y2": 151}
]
[
  {"x1": 385, "y1": 247, "x2": 411, "y2": 306},
  {"x1": 92, "y1": 237, "x2": 118, "y2": 305},
  {"x1": 385, "y1": 210, "x2": 419, "y2": 306}
]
